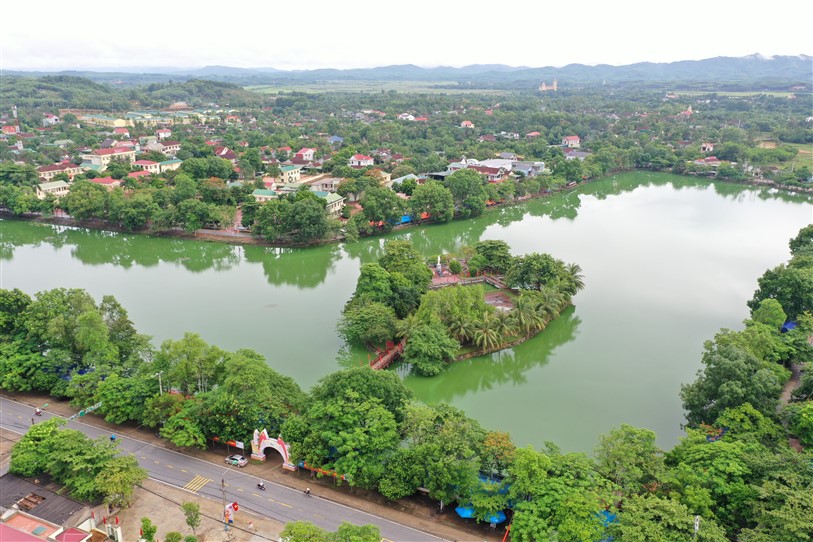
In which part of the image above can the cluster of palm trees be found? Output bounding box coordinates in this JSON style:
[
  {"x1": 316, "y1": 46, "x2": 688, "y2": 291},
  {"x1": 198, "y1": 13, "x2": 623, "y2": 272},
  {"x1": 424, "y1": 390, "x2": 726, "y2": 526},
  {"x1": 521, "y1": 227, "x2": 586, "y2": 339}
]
[
  {"x1": 395, "y1": 261, "x2": 585, "y2": 361},
  {"x1": 446, "y1": 282, "x2": 576, "y2": 353}
]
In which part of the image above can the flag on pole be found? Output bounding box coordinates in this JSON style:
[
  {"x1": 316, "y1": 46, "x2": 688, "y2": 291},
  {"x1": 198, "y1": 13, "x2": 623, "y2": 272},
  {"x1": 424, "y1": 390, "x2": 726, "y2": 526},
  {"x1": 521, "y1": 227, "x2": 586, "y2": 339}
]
[
  {"x1": 115, "y1": 517, "x2": 119, "y2": 525},
  {"x1": 103, "y1": 517, "x2": 107, "y2": 525}
]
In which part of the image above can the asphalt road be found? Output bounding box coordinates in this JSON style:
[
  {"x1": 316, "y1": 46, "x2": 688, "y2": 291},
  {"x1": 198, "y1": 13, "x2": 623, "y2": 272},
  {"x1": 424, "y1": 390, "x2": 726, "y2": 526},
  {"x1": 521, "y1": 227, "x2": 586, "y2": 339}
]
[{"x1": 0, "y1": 397, "x2": 446, "y2": 542}]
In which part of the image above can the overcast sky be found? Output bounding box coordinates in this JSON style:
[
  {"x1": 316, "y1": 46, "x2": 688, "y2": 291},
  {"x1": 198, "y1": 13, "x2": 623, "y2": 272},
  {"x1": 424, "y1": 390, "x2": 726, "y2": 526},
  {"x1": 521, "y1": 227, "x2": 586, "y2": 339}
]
[{"x1": 3, "y1": 0, "x2": 811, "y2": 71}]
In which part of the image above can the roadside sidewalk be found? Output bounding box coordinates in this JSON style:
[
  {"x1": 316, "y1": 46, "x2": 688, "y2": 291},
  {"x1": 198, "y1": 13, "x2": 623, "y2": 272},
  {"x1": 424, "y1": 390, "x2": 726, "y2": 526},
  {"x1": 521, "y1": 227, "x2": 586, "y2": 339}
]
[{"x1": 3, "y1": 391, "x2": 505, "y2": 542}]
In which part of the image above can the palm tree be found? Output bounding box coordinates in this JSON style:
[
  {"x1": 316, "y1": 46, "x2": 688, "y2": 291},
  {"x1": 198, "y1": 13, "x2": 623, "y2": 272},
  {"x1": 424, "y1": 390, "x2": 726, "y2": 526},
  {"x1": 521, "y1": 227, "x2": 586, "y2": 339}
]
[
  {"x1": 473, "y1": 312, "x2": 501, "y2": 352},
  {"x1": 512, "y1": 294, "x2": 545, "y2": 337},
  {"x1": 448, "y1": 314, "x2": 475, "y2": 344},
  {"x1": 396, "y1": 313, "x2": 420, "y2": 341},
  {"x1": 495, "y1": 310, "x2": 517, "y2": 344},
  {"x1": 563, "y1": 263, "x2": 585, "y2": 297},
  {"x1": 535, "y1": 287, "x2": 564, "y2": 323}
]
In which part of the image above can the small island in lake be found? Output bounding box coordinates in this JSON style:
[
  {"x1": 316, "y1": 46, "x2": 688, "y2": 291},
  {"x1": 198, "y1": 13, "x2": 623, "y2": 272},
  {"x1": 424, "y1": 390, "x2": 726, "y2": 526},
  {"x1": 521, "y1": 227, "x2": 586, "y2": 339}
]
[{"x1": 338, "y1": 239, "x2": 585, "y2": 376}]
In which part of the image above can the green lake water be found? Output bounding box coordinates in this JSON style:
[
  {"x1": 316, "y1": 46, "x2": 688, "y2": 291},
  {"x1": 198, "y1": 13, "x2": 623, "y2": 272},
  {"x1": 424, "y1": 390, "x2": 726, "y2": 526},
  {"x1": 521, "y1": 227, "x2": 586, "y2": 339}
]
[{"x1": 2, "y1": 172, "x2": 811, "y2": 452}]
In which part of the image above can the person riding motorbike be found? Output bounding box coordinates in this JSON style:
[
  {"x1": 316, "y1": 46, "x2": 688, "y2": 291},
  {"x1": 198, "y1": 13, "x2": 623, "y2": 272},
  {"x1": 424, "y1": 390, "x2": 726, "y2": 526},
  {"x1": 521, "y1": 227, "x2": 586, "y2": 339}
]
[{"x1": 257, "y1": 481, "x2": 265, "y2": 490}]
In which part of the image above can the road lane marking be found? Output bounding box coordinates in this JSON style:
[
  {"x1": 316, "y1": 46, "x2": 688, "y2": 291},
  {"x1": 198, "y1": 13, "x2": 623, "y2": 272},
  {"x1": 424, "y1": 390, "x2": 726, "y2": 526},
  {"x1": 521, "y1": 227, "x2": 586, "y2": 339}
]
[
  {"x1": 313, "y1": 514, "x2": 325, "y2": 519},
  {"x1": 278, "y1": 502, "x2": 292, "y2": 508},
  {"x1": 183, "y1": 475, "x2": 212, "y2": 492},
  {"x1": 166, "y1": 465, "x2": 174, "y2": 469},
  {"x1": 153, "y1": 460, "x2": 160, "y2": 464},
  {"x1": 252, "y1": 493, "x2": 260, "y2": 497},
  {"x1": 237, "y1": 488, "x2": 244, "y2": 492},
  {"x1": 181, "y1": 469, "x2": 187, "y2": 473}
]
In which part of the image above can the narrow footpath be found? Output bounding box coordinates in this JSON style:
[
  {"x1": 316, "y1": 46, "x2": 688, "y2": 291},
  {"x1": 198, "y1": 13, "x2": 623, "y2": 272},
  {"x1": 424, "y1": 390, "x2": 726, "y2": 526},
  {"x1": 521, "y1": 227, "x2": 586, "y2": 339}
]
[{"x1": 778, "y1": 363, "x2": 806, "y2": 452}]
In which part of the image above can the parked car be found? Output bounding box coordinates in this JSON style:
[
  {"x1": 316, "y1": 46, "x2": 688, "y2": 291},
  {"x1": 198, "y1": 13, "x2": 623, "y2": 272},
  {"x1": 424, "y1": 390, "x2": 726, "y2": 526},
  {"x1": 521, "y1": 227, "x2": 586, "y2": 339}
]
[{"x1": 225, "y1": 454, "x2": 248, "y2": 467}]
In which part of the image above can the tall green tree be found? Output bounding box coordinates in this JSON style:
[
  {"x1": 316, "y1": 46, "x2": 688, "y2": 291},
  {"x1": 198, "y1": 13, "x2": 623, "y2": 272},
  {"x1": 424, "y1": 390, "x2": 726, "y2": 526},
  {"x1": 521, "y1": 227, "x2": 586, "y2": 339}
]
[
  {"x1": 680, "y1": 337, "x2": 783, "y2": 425},
  {"x1": 401, "y1": 322, "x2": 460, "y2": 376},
  {"x1": 409, "y1": 180, "x2": 454, "y2": 223},
  {"x1": 609, "y1": 494, "x2": 728, "y2": 542},
  {"x1": 594, "y1": 424, "x2": 664, "y2": 495},
  {"x1": 359, "y1": 186, "x2": 403, "y2": 229}
]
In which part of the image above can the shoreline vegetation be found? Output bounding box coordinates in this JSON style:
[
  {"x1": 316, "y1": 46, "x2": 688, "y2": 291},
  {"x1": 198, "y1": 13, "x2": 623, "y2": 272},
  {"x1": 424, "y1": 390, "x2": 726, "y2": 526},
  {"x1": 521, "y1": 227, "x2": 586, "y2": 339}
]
[
  {"x1": 2, "y1": 172, "x2": 810, "y2": 248},
  {"x1": 338, "y1": 239, "x2": 584, "y2": 376},
  {"x1": 2, "y1": 225, "x2": 811, "y2": 541}
]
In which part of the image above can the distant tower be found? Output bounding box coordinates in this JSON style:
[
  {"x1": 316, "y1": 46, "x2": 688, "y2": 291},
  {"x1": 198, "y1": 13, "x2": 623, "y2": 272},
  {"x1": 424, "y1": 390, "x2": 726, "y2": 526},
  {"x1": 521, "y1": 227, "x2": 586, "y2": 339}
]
[
  {"x1": 12, "y1": 105, "x2": 17, "y2": 119},
  {"x1": 552, "y1": 79, "x2": 558, "y2": 91}
]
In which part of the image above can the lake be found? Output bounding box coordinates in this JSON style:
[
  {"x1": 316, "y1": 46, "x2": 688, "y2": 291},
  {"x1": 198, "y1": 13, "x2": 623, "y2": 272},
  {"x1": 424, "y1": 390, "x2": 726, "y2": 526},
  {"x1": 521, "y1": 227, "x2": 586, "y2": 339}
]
[{"x1": 2, "y1": 172, "x2": 811, "y2": 452}]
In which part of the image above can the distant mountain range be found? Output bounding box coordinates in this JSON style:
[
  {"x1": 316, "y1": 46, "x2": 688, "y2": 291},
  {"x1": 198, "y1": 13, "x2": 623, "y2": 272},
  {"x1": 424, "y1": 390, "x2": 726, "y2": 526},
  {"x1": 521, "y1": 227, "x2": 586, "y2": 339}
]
[{"x1": 5, "y1": 55, "x2": 812, "y2": 89}]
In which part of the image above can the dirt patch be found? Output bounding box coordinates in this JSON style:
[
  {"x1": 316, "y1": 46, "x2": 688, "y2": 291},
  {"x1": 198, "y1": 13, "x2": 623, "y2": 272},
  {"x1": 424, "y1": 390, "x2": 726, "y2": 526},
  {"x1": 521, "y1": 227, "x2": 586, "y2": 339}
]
[
  {"x1": 484, "y1": 291, "x2": 515, "y2": 310},
  {"x1": 121, "y1": 478, "x2": 284, "y2": 542}
]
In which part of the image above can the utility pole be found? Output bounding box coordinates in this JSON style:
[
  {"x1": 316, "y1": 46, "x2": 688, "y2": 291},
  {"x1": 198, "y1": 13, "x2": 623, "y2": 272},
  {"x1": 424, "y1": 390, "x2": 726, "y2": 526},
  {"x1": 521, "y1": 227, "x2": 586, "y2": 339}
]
[
  {"x1": 221, "y1": 461, "x2": 237, "y2": 535},
  {"x1": 153, "y1": 372, "x2": 163, "y2": 395},
  {"x1": 221, "y1": 476, "x2": 228, "y2": 532}
]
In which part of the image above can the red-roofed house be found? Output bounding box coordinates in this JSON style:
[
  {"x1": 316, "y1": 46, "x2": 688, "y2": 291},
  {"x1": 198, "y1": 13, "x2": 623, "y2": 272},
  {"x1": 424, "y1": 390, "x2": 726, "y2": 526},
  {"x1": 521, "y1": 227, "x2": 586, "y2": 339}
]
[
  {"x1": 526, "y1": 131, "x2": 541, "y2": 139},
  {"x1": 414, "y1": 116, "x2": 429, "y2": 122},
  {"x1": 562, "y1": 135, "x2": 581, "y2": 148},
  {"x1": 113, "y1": 127, "x2": 130, "y2": 137},
  {"x1": 478, "y1": 135, "x2": 496, "y2": 143},
  {"x1": 1, "y1": 521, "x2": 51, "y2": 542},
  {"x1": 701, "y1": 142, "x2": 714, "y2": 153},
  {"x1": 470, "y1": 165, "x2": 508, "y2": 182},
  {"x1": 349, "y1": 154, "x2": 374, "y2": 168},
  {"x1": 89, "y1": 176, "x2": 122, "y2": 189},
  {"x1": 42, "y1": 113, "x2": 60, "y2": 126},
  {"x1": 295, "y1": 148, "x2": 316, "y2": 161},
  {"x1": 133, "y1": 160, "x2": 161, "y2": 174},
  {"x1": 156, "y1": 128, "x2": 172, "y2": 140},
  {"x1": 55, "y1": 527, "x2": 91, "y2": 542},
  {"x1": 214, "y1": 146, "x2": 238, "y2": 164},
  {"x1": 37, "y1": 161, "x2": 83, "y2": 181},
  {"x1": 2, "y1": 125, "x2": 20, "y2": 135},
  {"x1": 460, "y1": 120, "x2": 475, "y2": 128}
]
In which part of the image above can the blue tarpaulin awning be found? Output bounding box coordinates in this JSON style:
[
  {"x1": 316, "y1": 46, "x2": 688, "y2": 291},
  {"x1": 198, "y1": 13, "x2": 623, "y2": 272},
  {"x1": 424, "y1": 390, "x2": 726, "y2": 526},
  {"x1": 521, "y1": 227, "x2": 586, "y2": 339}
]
[
  {"x1": 455, "y1": 506, "x2": 476, "y2": 519},
  {"x1": 455, "y1": 506, "x2": 506, "y2": 524},
  {"x1": 781, "y1": 321, "x2": 797, "y2": 333}
]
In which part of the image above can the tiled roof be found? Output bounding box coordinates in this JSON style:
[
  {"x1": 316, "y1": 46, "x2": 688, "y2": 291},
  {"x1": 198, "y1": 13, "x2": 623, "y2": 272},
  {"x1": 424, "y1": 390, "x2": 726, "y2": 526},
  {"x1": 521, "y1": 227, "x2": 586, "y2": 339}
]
[
  {"x1": 89, "y1": 176, "x2": 120, "y2": 184},
  {"x1": 37, "y1": 161, "x2": 77, "y2": 173},
  {"x1": 93, "y1": 147, "x2": 133, "y2": 156}
]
